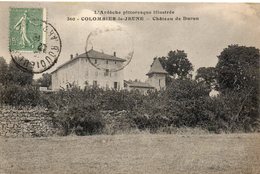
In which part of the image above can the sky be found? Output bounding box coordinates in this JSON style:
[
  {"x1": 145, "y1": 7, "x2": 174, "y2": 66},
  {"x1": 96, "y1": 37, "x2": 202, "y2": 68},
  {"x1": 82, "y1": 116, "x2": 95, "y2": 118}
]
[{"x1": 0, "y1": 2, "x2": 260, "y2": 81}]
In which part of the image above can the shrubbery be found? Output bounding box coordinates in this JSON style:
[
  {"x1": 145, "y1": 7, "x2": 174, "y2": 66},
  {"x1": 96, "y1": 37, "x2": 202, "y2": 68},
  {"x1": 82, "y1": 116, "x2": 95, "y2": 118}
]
[
  {"x1": 55, "y1": 105, "x2": 105, "y2": 136},
  {"x1": 0, "y1": 84, "x2": 40, "y2": 107},
  {"x1": 1, "y1": 78, "x2": 259, "y2": 135}
]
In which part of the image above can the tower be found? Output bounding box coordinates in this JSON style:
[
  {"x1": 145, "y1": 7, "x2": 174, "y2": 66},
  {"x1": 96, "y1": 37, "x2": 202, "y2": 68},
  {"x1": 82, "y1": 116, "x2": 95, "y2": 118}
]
[{"x1": 146, "y1": 58, "x2": 168, "y2": 90}]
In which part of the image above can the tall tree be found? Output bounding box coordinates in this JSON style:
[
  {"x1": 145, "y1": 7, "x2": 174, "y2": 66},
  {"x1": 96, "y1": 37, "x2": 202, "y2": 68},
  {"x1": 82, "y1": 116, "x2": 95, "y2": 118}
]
[
  {"x1": 215, "y1": 45, "x2": 260, "y2": 131},
  {"x1": 7, "y1": 60, "x2": 33, "y2": 86},
  {"x1": 159, "y1": 50, "x2": 193, "y2": 79},
  {"x1": 216, "y1": 45, "x2": 259, "y2": 92},
  {"x1": 0, "y1": 57, "x2": 8, "y2": 85}
]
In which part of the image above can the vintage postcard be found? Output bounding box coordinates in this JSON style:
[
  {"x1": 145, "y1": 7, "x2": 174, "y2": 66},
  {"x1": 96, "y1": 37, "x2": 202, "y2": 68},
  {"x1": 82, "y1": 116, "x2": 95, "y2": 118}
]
[{"x1": 0, "y1": 2, "x2": 259, "y2": 174}]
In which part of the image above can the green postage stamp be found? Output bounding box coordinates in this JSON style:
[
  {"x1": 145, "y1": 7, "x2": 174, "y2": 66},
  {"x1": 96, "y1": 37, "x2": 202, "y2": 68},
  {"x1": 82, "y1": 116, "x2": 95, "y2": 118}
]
[
  {"x1": 9, "y1": 8, "x2": 61, "y2": 73},
  {"x1": 9, "y1": 8, "x2": 46, "y2": 52}
]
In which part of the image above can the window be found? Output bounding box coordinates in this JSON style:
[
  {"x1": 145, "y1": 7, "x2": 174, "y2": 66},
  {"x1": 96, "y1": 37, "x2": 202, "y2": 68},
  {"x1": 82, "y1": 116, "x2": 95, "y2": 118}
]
[
  {"x1": 114, "y1": 82, "x2": 118, "y2": 89},
  {"x1": 106, "y1": 60, "x2": 108, "y2": 64},
  {"x1": 93, "y1": 80, "x2": 97, "y2": 87},
  {"x1": 104, "y1": 69, "x2": 109, "y2": 76},
  {"x1": 115, "y1": 61, "x2": 117, "y2": 64},
  {"x1": 95, "y1": 59, "x2": 97, "y2": 64}
]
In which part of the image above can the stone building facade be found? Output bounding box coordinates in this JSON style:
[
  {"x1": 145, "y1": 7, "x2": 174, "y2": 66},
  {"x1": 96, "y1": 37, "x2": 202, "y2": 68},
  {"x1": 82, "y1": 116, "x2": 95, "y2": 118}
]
[{"x1": 51, "y1": 49, "x2": 125, "y2": 90}]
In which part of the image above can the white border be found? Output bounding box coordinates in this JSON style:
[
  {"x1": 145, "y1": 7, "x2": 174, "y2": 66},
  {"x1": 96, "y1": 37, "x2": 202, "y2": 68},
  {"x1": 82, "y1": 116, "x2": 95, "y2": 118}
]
[{"x1": 1, "y1": 0, "x2": 260, "y2": 3}]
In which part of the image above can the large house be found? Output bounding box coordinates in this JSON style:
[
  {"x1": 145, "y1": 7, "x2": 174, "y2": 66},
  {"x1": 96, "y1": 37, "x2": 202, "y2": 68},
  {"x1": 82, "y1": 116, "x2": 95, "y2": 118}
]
[
  {"x1": 51, "y1": 49, "x2": 125, "y2": 90},
  {"x1": 51, "y1": 50, "x2": 168, "y2": 93}
]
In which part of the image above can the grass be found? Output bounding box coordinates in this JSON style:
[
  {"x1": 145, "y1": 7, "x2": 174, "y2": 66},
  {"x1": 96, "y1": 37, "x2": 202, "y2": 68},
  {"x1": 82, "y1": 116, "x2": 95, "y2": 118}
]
[{"x1": 0, "y1": 133, "x2": 259, "y2": 174}]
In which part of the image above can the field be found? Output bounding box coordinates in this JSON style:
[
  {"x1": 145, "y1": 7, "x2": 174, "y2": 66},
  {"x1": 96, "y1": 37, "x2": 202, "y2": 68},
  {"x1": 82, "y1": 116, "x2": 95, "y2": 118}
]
[{"x1": 0, "y1": 133, "x2": 259, "y2": 174}]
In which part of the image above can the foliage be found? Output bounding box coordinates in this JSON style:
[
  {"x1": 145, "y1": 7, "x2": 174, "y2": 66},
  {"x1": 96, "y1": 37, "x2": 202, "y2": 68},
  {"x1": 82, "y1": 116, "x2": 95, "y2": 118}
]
[
  {"x1": 48, "y1": 87, "x2": 144, "y2": 135},
  {"x1": 102, "y1": 111, "x2": 136, "y2": 135},
  {"x1": 1, "y1": 81, "x2": 259, "y2": 134},
  {"x1": 216, "y1": 45, "x2": 259, "y2": 92},
  {"x1": 159, "y1": 50, "x2": 193, "y2": 79},
  {"x1": 163, "y1": 79, "x2": 211, "y2": 127},
  {"x1": 131, "y1": 90, "x2": 169, "y2": 132},
  {"x1": 130, "y1": 79, "x2": 213, "y2": 132},
  {"x1": 7, "y1": 60, "x2": 33, "y2": 86},
  {"x1": 55, "y1": 105, "x2": 105, "y2": 136},
  {"x1": 195, "y1": 67, "x2": 217, "y2": 90},
  {"x1": 0, "y1": 59, "x2": 37, "y2": 106},
  {"x1": 0, "y1": 57, "x2": 8, "y2": 85},
  {"x1": 40, "y1": 86, "x2": 103, "y2": 110},
  {"x1": 37, "y1": 73, "x2": 52, "y2": 87},
  {"x1": 0, "y1": 84, "x2": 40, "y2": 107},
  {"x1": 101, "y1": 89, "x2": 144, "y2": 111},
  {"x1": 215, "y1": 45, "x2": 260, "y2": 131},
  {"x1": 41, "y1": 86, "x2": 145, "y2": 112},
  {"x1": 208, "y1": 90, "x2": 260, "y2": 132}
]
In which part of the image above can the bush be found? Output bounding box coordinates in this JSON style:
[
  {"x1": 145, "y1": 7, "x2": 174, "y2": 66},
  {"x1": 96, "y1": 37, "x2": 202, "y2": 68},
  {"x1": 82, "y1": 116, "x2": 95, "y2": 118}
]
[
  {"x1": 209, "y1": 90, "x2": 260, "y2": 132},
  {"x1": 39, "y1": 86, "x2": 104, "y2": 110},
  {"x1": 1, "y1": 80, "x2": 258, "y2": 135},
  {"x1": 43, "y1": 87, "x2": 145, "y2": 111},
  {"x1": 101, "y1": 89, "x2": 144, "y2": 111},
  {"x1": 0, "y1": 84, "x2": 40, "y2": 107},
  {"x1": 102, "y1": 110, "x2": 136, "y2": 134},
  {"x1": 55, "y1": 105, "x2": 105, "y2": 136},
  {"x1": 161, "y1": 79, "x2": 212, "y2": 128}
]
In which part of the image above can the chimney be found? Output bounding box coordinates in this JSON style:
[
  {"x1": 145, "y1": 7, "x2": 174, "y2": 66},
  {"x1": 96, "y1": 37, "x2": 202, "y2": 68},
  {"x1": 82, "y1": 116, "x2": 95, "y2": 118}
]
[
  {"x1": 70, "y1": 54, "x2": 73, "y2": 59},
  {"x1": 114, "y1": 51, "x2": 116, "y2": 57},
  {"x1": 76, "y1": 53, "x2": 78, "y2": 57}
]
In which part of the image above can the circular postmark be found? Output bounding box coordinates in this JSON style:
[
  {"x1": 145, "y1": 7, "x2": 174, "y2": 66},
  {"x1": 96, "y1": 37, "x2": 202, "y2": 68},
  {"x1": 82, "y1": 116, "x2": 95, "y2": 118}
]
[
  {"x1": 9, "y1": 21, "x2": 62, "y2": 73},
  {"x1": 85, "y1": 26, "x2": 134, "y2": 72}
]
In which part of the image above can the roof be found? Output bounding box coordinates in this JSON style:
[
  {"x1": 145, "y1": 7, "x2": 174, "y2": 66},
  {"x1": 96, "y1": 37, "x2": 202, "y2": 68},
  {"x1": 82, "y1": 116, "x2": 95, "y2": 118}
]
[
  {"x1": 51, "y1": 49, "x2": 125, "y2": 74},
  {"x1": 84, "y1": 49, "x2": 126, "y2": 62},
  {"x1": 124, "y1": 80, "x2": 154, "y2": 89},
  {"x1": 146, "y1": 58, "x2": 168, "y2": 75}
]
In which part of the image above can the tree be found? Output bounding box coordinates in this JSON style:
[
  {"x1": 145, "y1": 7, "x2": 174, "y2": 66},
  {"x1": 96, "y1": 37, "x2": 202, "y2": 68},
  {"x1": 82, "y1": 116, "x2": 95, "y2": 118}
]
[
  {"x1": 195, "y1": 67, "x2": 217, "y2": 90},
  {"x1": 216, "y1": 45, "x2": 259, "y2": 92},
  {"x1": 0, "y1": 57, "x2": 8, "y2": 85},
  {"x1": 7, "y1": 60, "x2": 33, "y2": 86},
  {"x1": 159, "y1": 50, "x2": 193, "y2": 79},
  {"x1": 37, "y1": 73, "x2": 51, "y2": 87},
  {"x1": 215, "y1": 45, "x2": 260, "y2": 131}
]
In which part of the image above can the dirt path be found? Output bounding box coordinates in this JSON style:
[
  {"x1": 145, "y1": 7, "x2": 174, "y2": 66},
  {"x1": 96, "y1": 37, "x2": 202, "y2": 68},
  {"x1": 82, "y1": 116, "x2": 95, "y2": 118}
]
[{"x1": 0, "y1": 133, "x2": 259, "y2": 174}]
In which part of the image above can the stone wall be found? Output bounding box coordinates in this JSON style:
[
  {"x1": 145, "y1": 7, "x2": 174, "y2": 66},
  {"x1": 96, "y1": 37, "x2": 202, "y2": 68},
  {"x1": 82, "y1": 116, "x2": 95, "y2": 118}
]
[
  {"x1": 0, "y1": 107, "x2": 58, "y2": 138},
  {"x1": 0, "y1": 108, "x2": 135, "y2": 137}
]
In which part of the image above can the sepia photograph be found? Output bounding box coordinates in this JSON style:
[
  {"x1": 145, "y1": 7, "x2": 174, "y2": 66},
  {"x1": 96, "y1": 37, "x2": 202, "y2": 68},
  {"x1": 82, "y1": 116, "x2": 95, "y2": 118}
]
[{"x1": 0, "y1": 2, "x2": 259, "y2": 174}]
